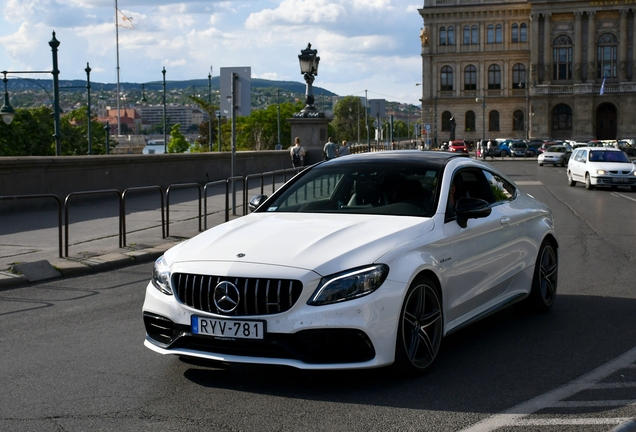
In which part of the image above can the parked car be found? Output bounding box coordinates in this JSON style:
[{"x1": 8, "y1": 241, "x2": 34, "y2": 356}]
[
  {"x1": 511, "y1": 141, "x2": 537, "y2": 157},
  {"x1": 448, "y1": 140, "x2": 469, "y2": 153},
  {"x1": 538, "y1": 145, "x2": 572, "y2": 167},
  {"x1": 567, "y1": 147, "x2": 636, "y2": 190},
  {"x1": 143, "y1": 151, "x2": 559, "y2": 375}
]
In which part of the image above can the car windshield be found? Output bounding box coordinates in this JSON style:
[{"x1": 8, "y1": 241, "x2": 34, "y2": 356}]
[
  {"x1": 588, "y1": 150, "x2": 631, "y2": 163},
  {"x1": 547, "y1": 146, "x2": 566, "y2": 153},
  {"x1": 261, "y1": 161, "x2": 440, "y2": 217}
]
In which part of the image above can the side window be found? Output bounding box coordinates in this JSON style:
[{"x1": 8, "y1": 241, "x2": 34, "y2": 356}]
[{"x1": 483, "y1": 170, "x2": 516, "y2": 203}]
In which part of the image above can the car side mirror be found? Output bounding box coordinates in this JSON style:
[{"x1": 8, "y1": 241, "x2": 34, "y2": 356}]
[
  {"x1": 456, "y1": 197, "x2": 492, "y2": 228},
  {"x1": 248, "y1": 194, "x2": 268, "y2": 212}
]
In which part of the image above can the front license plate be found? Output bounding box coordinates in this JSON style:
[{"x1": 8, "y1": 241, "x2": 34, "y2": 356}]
[
  {"x1": 614, "y1": 178, "x2": 629, "y2": 183},
  {"x1": 192, "y1": 316, "x2": 265, "y2": 340}
]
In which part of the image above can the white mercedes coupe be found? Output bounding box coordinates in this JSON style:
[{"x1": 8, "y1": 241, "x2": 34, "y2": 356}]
[{"x1": 143, "y1": 151, "x2": 558, "y2": 375}]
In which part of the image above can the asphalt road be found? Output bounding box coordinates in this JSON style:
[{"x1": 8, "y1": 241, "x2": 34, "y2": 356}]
[{"x1": 1, "y1": 160, "x2": 635, "y2": 431}]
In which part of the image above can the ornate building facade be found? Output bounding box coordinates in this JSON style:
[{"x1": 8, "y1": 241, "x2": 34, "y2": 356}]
[{"x1": 419, "y1": 0, "x2": 636, "y2": 145}]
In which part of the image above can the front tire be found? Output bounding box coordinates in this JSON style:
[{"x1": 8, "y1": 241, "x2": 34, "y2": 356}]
[
  {"x1": 585, "y1": 173, "x2": 594, "y2": 190},
  {"x1": 394, "y1": 276, "x2": 443, "y2": 376},
  {"x1": 527, "y1": 240, "x2": 558, "y2": 312}
]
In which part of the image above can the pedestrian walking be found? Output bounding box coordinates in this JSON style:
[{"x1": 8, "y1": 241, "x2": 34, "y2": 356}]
[
  {"x1": 290, "y1": 137, "x2": 306, "y2": 168},
  {"x1": 323, "y1": 137, "x2": 338, "y2": 160},
  {"x1": 338, "y1": 140, "x2": 350, "y2": 157}
]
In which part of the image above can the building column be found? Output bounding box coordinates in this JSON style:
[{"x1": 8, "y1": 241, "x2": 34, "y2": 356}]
[
  {"x1": 530, "y1": 13, "x2": 540, "y2": 83},
  {"x1": 543, "y1": 13, "x2": 552, "y2": 84},
  {"x1": 574, "y1": 12, "x2": 583, "y2": 82},
  {"x1": 588, "y1": 11, "x2": 596, "y2": 81},
  {"x1": 620, "y1": 9, "x2": 628, "y2": 81}
]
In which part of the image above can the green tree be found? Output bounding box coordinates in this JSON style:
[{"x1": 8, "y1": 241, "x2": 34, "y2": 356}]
[
  {"x1": 0, "y1": 107, "x2": 55, "y2": 156},
  {"x1": 167, "y1": 123, "x2": 190, "y2": 153},
  {"x1": 60, "y1": 108, "x2": 114, "y2": 155},
  {"x1": 331, "y1": 96, "x2": 366, "y2": 143},
  {"x1": 189, "y1": 95, "x2": 219, "y2": 151}
]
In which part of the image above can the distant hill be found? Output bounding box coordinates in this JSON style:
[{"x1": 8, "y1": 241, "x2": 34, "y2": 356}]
[{"x1": 5, "y1": 76, "x2": 337, "y2": 97}]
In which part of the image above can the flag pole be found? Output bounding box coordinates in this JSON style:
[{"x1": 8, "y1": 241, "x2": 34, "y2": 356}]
[{"x1": 115, "y1": 0, "x2": 121, "y2": 136}]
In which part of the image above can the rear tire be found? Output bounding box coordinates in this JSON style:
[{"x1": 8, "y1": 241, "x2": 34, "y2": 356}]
[
  {"x1": 527, "y1": 240, "x2": 558, "y2": 312},
  {"x1": 393, "y1": 275, "x2": 443, "y2": 376}
]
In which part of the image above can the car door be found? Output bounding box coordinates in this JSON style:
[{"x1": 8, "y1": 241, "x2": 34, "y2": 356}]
[
  {"x1": 569, "y1": 149, "x2": 587, "y2": 182},
  {"x1": 442, "y1": 168, "x2": 524, "y2": 323}
]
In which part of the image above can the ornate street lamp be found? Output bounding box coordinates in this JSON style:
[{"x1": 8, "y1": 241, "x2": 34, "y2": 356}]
[
  {"x1": 295, "y1": 43, "x2": 322, "y2": 118},
  {"x1": 1, "y1": 72, "x2": 15, "y2": 125}
]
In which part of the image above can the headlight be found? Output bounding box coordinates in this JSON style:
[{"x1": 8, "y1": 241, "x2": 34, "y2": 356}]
[
  {"x1": 151, "y1": 255, "x2": 173, "y2": 295},
  {"x1": 308, "y1": 264, "x2": 389, "y2": 306},
  {"x1": 596, "y1": 169, "x2": 607, "y2": 175}
]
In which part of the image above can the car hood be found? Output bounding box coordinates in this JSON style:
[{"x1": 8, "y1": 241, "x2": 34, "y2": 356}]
[
  {"x1": 165, "y1": 213, "x2": 435, "y2": 275},
  {"x1": 588, "y1": 161, "x2": 635, "y2": 172}
]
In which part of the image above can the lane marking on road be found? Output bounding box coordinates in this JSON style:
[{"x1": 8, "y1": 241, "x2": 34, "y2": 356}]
[
  {"x1": 459, "y1": 346, "x2": 636, "y2": 432},
  {"x1": 516, "y1": 181, "x2": 543, "y2": 185},
  {"x1": 611, "y1": 192, "x2": 636, "y2": 203}
]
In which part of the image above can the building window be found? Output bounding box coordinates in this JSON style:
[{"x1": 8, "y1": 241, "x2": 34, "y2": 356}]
[
  {"x1": 552, "y1": 104, "x2": 572, "y2": 130},
  {"x1": 447, "y1": 26, "x2": 455, "y2": 45},
  {"x1": 512, "y1": 24, "x2": 519, "y2": 43},
  {"x1": 489, "y1": 110, "x2": 500, "y2": 131},
  {"x1": 464, "y1": 25, "x2": 479, "y2": 44},
  {"x1": 520, "y1": 23, "x2": 527, "y2": 42},
  {"x1": 440, "y1": 26, "x2": 455, "y2": 45},
  {"x1": 552, "y1": 35, "x2": 573, "y2": 80},
  {"x1": 487, "y1": 24, "x2": 502, "y2": 44},
  {"x1": 464, "y1": 65, "x2": 477, "y2": 90},
  {"x1": 488, "y1": 64, "x2": 501, "y2": 89},
  {"x1": 512, "y1": 63, "x2": 526, "y2": 88},
  {"x1": 441, "y1": 111, "x2": 452, "y2": 131},
  {"x1": 597, "y1": 33, "x2": 618, "y2": 79},
  {"x1": 441, "y1": 66, "x2": 454, "y2": 91},
  {"x1": 466, "y1": 110, "x2": 476, "y2": 131},
  {"x1": 495, "y1": 24, "x2": 503, "y2": 43},
  {"x1": 513, "y1": 110, "x2": 524, "y2": 131},
  {"x1": 487, "y1": 24, "x2": 494, "y2": 44}
]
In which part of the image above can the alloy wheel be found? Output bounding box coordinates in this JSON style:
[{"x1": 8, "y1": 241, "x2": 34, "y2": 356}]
[
  {"x1": 538, "y1": 244, "x2": 558, "y2": 306},
  {"x1": 400, "y1": 281, "x2": 443, "y2": 369}
]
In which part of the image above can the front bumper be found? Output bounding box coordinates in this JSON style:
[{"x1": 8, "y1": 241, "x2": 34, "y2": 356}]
[
  {"x1": 591, "y1": 175, "x2": 636, "y2": 186},
  {"x1": 142, "y1": 267, "x2": 406, "y2": 369}
]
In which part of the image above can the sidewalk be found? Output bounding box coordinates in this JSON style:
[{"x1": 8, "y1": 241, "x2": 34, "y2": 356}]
[{"x1": 0, "y1": 186, "x2": 249, "y2": 289}]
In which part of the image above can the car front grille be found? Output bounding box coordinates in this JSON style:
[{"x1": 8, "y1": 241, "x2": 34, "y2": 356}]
[{"x1": 172, "y1": 273, "x2": 303, "y2": 316}]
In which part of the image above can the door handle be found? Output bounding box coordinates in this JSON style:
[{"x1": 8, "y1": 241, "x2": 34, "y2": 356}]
[{"x1": 500, "y1": 217, "x2": 510, "y2": 226}]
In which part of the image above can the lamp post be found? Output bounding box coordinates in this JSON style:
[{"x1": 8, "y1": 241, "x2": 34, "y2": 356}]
[
  {"x1": 276, "y1": 89, "x2": 281, "y2": 149},
  {"x1": 85, "y1": 63, "x2": 93, "y2": 155},
  {"x1": 1, "y1": 31, "x2": 62, "y2": 155},
  {"x1": 1, "y1": 72, "x2": 15, "y2": 124},
  {"x1": 104, "y1": 121, "x2": 111, "y2": 154},
  {"x1": 162, "y1": 67, "x2": 167, "y2": 153},
  {"x1": 217, "y1": 110, "x2": 222, "y2": 152},
  {"x1": 208, "y1": 73, "x2": 213, "y2": 152},
  {"x1": 476, "y1": 93, "x2": 486, "y2": 156},
  {"x1": 365, "y1": 89, "x2": 370, "y2": 151},
  {"x1": 295, "y1": 43, "x2": 321, "y2": 117}
]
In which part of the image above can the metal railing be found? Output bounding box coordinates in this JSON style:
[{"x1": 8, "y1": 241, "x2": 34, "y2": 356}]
[
  {"x1": 64, "y1": 189, "x2": 122, "y2": 257},
  {"x1": 121, "y1": 186, "x2": 165, "y2": 247},
  {"x1": 166, "y1": 183, "x2": 202, "y2": 237}
]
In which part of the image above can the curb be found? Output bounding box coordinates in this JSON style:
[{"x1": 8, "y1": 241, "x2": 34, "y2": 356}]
[{"x1": 0, "y1": 241, "x2": 180, "y2": 290}]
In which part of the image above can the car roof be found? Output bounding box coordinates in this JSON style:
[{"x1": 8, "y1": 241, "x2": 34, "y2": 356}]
[
  {"x1": 575, "y1": 146, "x2": 622, "y2": 151},
  {"x1": 321, "y1": 150, "x2": 468, "y2": 169}
]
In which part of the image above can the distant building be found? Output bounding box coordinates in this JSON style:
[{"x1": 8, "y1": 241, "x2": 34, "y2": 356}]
[
  {"x1": 419, "y1": 0, "x2": 636, "y2": 144},
  {"x1": 137, "y1": 105, "x2": 207, "y2": 129}
]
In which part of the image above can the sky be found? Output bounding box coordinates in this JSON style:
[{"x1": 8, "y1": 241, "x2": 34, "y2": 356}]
[{"x1": 0, "y1": 0, "x2": 424, "y2": 105}]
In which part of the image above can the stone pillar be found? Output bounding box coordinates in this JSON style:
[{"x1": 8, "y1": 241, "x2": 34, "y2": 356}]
[
  {"x1": 588, "y1": 11, "x2": 596, "y2": 81},
  {"x1": 530, "y1": 13, "x2": 540, "y2": 83},
  {"x1": 543, "y1": 13, "x2": 552, "y2": 84},
  {"x1": 620, "y1": 9, "x2": 628, "y2": 81},
  {"x1": 574, "y1": 12, "x2": 583, "y2": 82},
  {"x1": 287, "y1": 117, "x2": 332, "y2": 166}
]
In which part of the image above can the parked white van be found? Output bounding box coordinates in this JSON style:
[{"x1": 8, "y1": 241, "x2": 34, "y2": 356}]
[{"x1": 142, "y1": 140, "x2": 166, "y2": 154}]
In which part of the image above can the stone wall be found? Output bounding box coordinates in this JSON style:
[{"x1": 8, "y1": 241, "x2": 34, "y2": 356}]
[{"x1": 0, "y1": 151, "x2": 291, "y2": 200}]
